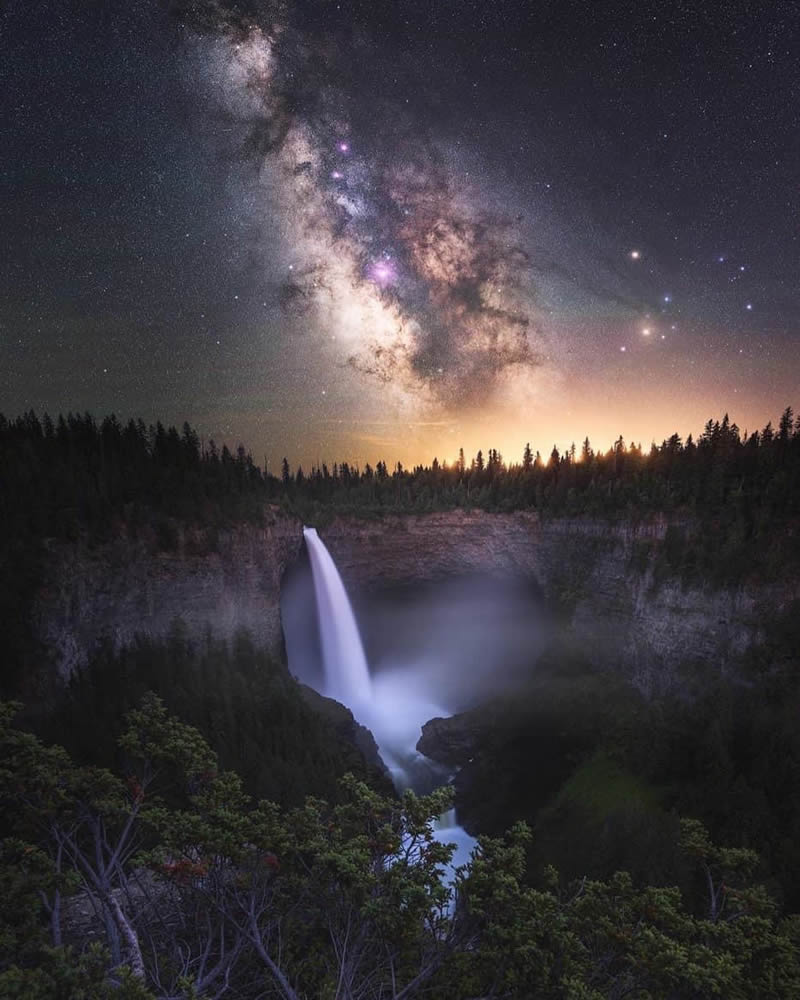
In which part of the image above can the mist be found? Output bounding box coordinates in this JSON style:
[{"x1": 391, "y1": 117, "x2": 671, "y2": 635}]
[{"x1": 281, "y1": 546, "x2": 551, "y2": 744}]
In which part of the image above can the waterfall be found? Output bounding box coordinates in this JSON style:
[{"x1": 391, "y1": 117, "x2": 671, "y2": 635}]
[
  {"x1": 302, "y1": 526, "x2": 476, "y2": 873},
  {"x1": 304, "y1": 527, "x2": 372, "y2": 706},
  {"x1": 435, "y1": 808, "x2": 457, "y2": 830}
]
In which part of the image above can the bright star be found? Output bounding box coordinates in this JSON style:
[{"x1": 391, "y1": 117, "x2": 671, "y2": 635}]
[
  {"x1": 338, "y1": 142, "x2": 349, "y2": 153},
  {"x1": 746, "y1": 303, "x2": 753, "y2": 310},
  {"x1": 642, "y1": 328, "x2": 651, "y2": 336},
  {"x1": 630, "y1": 250, "x2": 641, "y2": 260}
]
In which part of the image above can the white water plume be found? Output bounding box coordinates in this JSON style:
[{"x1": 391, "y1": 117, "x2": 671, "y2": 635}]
[{"x1": 303, "y1": 527, "x2": 372, "y2": 707}]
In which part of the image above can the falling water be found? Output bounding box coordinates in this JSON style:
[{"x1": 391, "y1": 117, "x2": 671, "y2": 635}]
[
  {"x1": 302, "y1": 526, "x2": 476, "y2": 871},
  {"x1": 303, "y1": 527, "x2": 372, "y2": 707}
]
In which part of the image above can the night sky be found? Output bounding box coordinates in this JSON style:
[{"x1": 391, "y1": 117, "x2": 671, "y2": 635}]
[{"x1": 2, "y1": 0, "x2": 798, "y2": 467}]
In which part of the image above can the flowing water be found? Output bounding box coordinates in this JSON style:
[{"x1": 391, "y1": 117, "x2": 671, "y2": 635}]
[
  {"x1": 304, "y1": 527, "x2": 372, "y2": 706},
  {"x1": 302, "y1": 526, "x2": 476, "y2": 871}
]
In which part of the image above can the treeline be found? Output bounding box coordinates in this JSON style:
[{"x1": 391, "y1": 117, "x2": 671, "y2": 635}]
[
  {"x1": 282, "y1": 407, "x2": 800, "y2": 525},
  {"x1": 2, "y1": 406, "x2": 799, "y2": 540},
  {"x1": 2, "y1": 695, "x2": 799, "y2": 999},
  {"x1": 0, "y1": 411, "x2": 270, "y2": 545},
  {"x1": 0, "y1": 405, "x2": 795, "y2": 554}
]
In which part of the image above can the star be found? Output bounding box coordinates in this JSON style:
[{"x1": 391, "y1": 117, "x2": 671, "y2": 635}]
[
  {"x1": 746, "y1": 303, "x2": 753, "y2": 310},
  {"x1": 642, "y1": 328, "x2": 651, "y2": 336},
  {"x1": 620, "y1": 345, "x2": 627, "y2": 352},
  {"x1": 629, "y1": 250, "x2": 641, "y2": 260},
  {"x1": 338, "y1": 142, "x2": 349, "y2": 153}
]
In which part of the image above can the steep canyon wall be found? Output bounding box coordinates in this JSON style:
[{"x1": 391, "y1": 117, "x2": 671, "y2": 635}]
[{"x1": 31, "y1": 508, "x2": 797, "y2": 694}]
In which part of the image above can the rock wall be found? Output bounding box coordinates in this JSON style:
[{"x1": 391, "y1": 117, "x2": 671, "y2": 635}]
[
  {"x1": 318, "y1": 511, "x2": 796, "y2": 695},
  {"x1": 31, "y1": 507, "x2": 798, "y2": 693},
  {"x1": 33, "y1": 508, "x2": 303, "y2": 679}
]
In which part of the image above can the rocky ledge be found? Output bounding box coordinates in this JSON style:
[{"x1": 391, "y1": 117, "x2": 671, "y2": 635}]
[{"x1": 417, "y1": 711, "x2": 487, "y2": 770}]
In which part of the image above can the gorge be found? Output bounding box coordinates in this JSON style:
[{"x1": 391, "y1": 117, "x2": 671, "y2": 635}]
[
  {"x1": 27, "y1": 505, "x2": 800, "y2": 876},
  {"x1": 32, "y1": 507, "x2": 797, "y2": 697}
]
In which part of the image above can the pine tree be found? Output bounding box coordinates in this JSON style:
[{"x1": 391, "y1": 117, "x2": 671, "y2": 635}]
[
  {"x1": 779, "y1": 406, "x2": 794, "y2": 442},
  {"x1": 522, "y1": 442, "x2": 533, "y2": 471}
]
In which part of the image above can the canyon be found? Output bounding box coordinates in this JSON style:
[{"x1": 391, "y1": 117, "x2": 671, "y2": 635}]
[{"x1": 32, "y1": 506, "x2": 797, "y2": 698}]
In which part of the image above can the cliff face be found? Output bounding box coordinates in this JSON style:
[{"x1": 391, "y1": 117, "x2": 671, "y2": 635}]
[
  {"x1": 31, "y1": 507, "x2": 798, "y2": 694},
  {"x1": 33, "y1": 509, "x2": 303, "y2": 680},
  {"x1": 319, "y1": 512, "x2": 797, "y2": 695}
]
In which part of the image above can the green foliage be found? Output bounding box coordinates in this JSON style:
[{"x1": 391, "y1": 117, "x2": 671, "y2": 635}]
[
  {"x1": 447, "y1": 627, "x2": 800, "y2": 912},
  {"x1": 37, "y1": 626, "x2": 387, "y2": 806},
  {"x1": 0, "y1": 943, "x2": 153, "y2": 1000},
  {"x1": 1, "y1": 697, "x2": 798, "y2": 998}
]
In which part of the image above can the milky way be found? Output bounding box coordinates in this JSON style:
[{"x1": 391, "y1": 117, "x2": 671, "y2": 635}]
[
  {"x1": 2, "y1": 0, "x2": 798, "y2": 465},
  {"x1": 180, "y1": 0, "x2": 547, "y2": 414}
]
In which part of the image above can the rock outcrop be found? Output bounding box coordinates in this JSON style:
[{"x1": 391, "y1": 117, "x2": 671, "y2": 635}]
[
  {"x1": 417, "y1": 711, "x2": 487, "y2": 769},
  {"x1": 299, "y1": 683, "x2": 389, "y2": 783}
]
